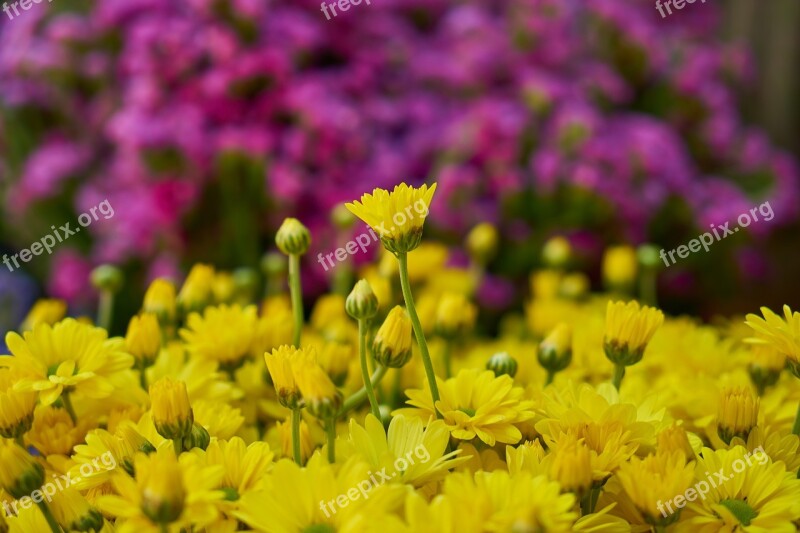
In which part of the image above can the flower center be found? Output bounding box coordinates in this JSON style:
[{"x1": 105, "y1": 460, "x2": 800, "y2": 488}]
[{"x1": 719, "y1": 498, "x2": 758, "y2": 526}]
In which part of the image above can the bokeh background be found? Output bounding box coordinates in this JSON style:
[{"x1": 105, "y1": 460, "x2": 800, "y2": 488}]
[{"x1": 1, "y1": 0, "x2": 799, "y2": 334}]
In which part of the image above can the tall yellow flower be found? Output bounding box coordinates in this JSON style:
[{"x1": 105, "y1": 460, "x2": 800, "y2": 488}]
[
  {"x1": 604, "y1": 300, "x2": 664, "y2": 389},
  {"x1": 346, "y1": 182, "x2": 437, "y2": 254},
  {"x1": 150, "y1": 377, "x2": 194, "y2": 441},
  {"x1": 126, "y1": 313, "x2": 162, "y2": 367},
  {"x1": 717, "y1": 387, "x2": 759, "y2": 445},
  {"x1": 373, "y1": 305, "x2": 414, "y2": 368},
  {"x1": 264, "y1": 345, "x2": 303, "y2": 409},
  {"x1": 292, "y1": 352, "x2": 342, "y2": 419},
  {"x1": 1, "y1": 319, "x2": 133, "y2": 406}
]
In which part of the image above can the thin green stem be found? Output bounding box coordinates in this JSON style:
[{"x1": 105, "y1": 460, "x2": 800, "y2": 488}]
[
  {"x1": 61, "y1": 390, "x2": 77, "y2": 424},
  {"x1": 36, "y1": 500, "x2": 62, "y2": 533},
  {"x1": 326, "y1": 418, "x2": 336, "y2": 463},
  {"x1": 339, "y1": 366, "x2": 389, "y2": 417},
  {"x1": 792, "y1": 401, "x2": 800, "y2": 436},
  {"x1": 97, "y1": 290, "x2": 114, "y2": 331},
  {"x1": 359, "y1": 319, "x2": 381, "y2": 418},
  {"x1": 545, "y1": 370, "x2": 555, "y2": 387},
  {"x1": 289, "y1": 254, "x2": 304, "y2": 347},
  {"x1": 398, "y1": 252, "x2": 441, "y2": 418},
  {"x1": 612, "y1": 364, "x2": 625, "y2": 390},
  {"x1": 291, "y1": 408, "x2": 302, "y2": 465}
]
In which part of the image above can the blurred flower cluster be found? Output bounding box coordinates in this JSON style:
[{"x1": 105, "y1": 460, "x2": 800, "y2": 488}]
[
  {"x1": 1, "y1": 183, "x2": 799, "y2": 532},
  {"x1": 1, "y1": 0, "x2": 798, "y2": 306}
]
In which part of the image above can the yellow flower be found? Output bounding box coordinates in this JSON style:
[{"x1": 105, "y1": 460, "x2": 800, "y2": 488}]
[
  {"x1": 616, "y1": 451, "x2": 694, "y2": 527},
  {"x1": 69, "y1": 423, "x2": 151, "y2": 489},
  {"x1": 97, "y1": 447, "x2": 224, "y2": 532},
  {"x1": 126, "y1": 313, "x2": 162, "y2": 367},
  {"x1": 26, "y1": 405, "x2": 89, "y2": 456},
  {"x1": 748, "y1": 344, "x2": 785, "y2": 394},
  {"x1": 0, "y1": 368, "x2": 36, "y2": 439},
  {"x1": 435, "y1": 292, "x2": 477, "y2": 338},
  {"x1": 143, "y1": 278, "x2": 177, "y2": 323},
  {"x1": 538, "y1": 323, "x2": 573, "y2": 375},
  {"x1": 264, "y1": 345, "x2": 303, "y2": 409},
  {"x1": 656, "y1": 423, "x2": 696, "y2": 462},
  {"x1": 465, "y1": 222, "x2": 498, "y2": 264},
  {"x1": 211, "y1": 271, "x2": 235, "y2": 303},
  {"x1": 1, "y1": 319, "x2": 133, "y2": 406},
  {"x1": 717, "y1": 387, "x2": 759, "y2": 445},
  {"x1": 373, "y1": 305, "x2": 414, "y2": 368},
  {"x1": 3, "y1": 504, "x2": 50, "y2": 533},
  {"x1": 542, "y1": 236, "x2": 572, "y2": 268},
  {"x1": 192, "y1": 399, "x2": 244, "y2": 441},
  {"x1": 340, "y1": 414, "x2": 466, "y2": 488},
  {"x1": 235, "y1": 455, "x2": 408, "y2": 532},
  {"x1": 345, "y1": 280, "x2": 379, "y2": 320},
  {"x1": 0, "y1": 439, "x2": 44, "y2": 499},
  {"x1": 346, "y1": 182, "x2": 437, "y2": 254},
  {"x1": 292, "y1": 352, "x2": 342, "y2": 418},
  {"x1": 675, "y1": 446, "x2": 800, "y2": 532},
  {"x1": 180, "y1": 304, "x2": 259, "y2": 371},
  {"x1": 604, "y1": 300, "x2": 664, "y2": 366},
  {"x1": 396, "y1": 369, "x2": 536, "y2": 446},
  {"x1": 746, "y1": 305, "x2": 800, "y2": 375},
  {"x1": 602, "y1": 245, "x2": 638, "y2": 287},
  {"x1": 547, "y1": 436, "x2": 593, "y2": 495},
  {"x1": 150, "y1": 377, "x2": 194, "y2": 440},
  {"x1": 49, "y1": 487, "x2": 104, "y2": 533},
  {"x1": 177, "y1": 264, "x2": 216, "y2": 311},
  {"x1": 19, "y1": 299, "x2": 67, "y2": 332}
]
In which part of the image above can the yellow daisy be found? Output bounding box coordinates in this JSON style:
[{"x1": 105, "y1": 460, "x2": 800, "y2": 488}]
[
  {"x1": 745, "y1": 305, "x2": 800, "y2": 373},
  {"x1": 395, "y1": 368, "x2": 536, "y2": 446},
  {"x1": 0, "y1": 367, "x2": 36, "y2": 439},
  {"x1": 1, "y1": 319, "x2": 133, "y2": 406},
  {"x1": 346, "y1": 182, "x2": 437, "y2": 254},
  {"x1": 180, "y1": 304, "x2": 259, "y2": 371}
]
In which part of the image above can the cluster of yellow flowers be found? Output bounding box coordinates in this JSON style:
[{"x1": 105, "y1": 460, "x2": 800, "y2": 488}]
[{"x1": 1, "y1": 183, "x2": 799, "y2": 533}]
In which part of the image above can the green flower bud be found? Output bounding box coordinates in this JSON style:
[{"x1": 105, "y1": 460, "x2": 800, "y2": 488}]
[
  {"x1": 90, "y1": 265, "x2": 124, "y2": 293},
  {"x1": 346, "y1": 280, "x2": 379, "y2": 320},
  {"x1": 276, "y1": 218, "x2": 311, "y2": 256},
  {"x1": 486, "y1": 352, "x2": 518, "y2": 378}
]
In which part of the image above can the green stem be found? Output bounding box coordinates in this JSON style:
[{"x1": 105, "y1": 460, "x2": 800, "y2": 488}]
[
  {"x1": 443, "y1": 340, "x2": 452, "y2": 378},
  {"x1": 173, "y1": 438, "x2": 183, "y2": 456},
  {"x1": 36, "y1": 500, "x2": 62, "y2": 533},
  {"x1": 397, "y1": 252, "x2": 441, "y2": 418},
  {"x1": 792, "y1": 402, "x2": 800, "y2": 436},
  {"x1": 639, "y1": 267, "x2": 657, "y2": 307},
  {"x1": 326, "y1": 418, "x2": 336, "y2": 463},
  {"x1": 358, "y1": 319, "x2": 381, "y2": 418},
  {"x1": 291, "y1": 408, "x2": 302, "y2": 465},
  {"x1": 579, "y1": 486, "x2": 601, "y2": 516},
  {"x1": 61, "y1": 390, "x2": 77, "y2": 424},
  {"x1": 289, "y1": 254, "x2": 304, "y2": 347},
  {"x1": 545, "y1": 370, "x2": 555, "y2": 386},
  {"x1": 97, "y1": 290, "x2": 114, "y2": 331},
  {"x1": 612, "y1": 364, "x2": 625, "y2": 390},
  {"x1": 339, "y1": 366, "x2": 389, "y2": 417}
]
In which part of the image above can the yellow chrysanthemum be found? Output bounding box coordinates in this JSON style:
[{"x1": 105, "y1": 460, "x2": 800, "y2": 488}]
[
  {"x1": 346, "y1": 182, "x2": 437, "y2": 254},
  {"x1": 149, "y1": 377, "x2": 194, "y2": 440},
  {"x1": 746, "y1": 305, "x2": 800, "y2": 372},
  {"x1": 177, "y1": 264, "x2": 216, "y2": 311},
  {"x1": 604, "y1": 300, "x2": 664, "y2": 366},
  {"x1": 264, "y1": 345, "x2": 304, "y2": 409},
  {"x1": 125, "y1": 313, "x2": 162, "y2": 367},
  {"x1": 49, "y1": 486, "x2": 104, "y2": 533},
  {"x1": 616, "y1": 451, "x2": 694, "y2": 527},
  {"x1": 19, "y1": 298, "x2": 67, "y2": 332},
  {"x1": 142, "y1": 278, "x2": 177, "y2": 322},
  {"x1": 96, "y1": 447, "x2": 224, "y2": 533},
  {"x1": 180, "y1": 304, "x2": 259, "y2": 371},
  {"x1": 192, "y1": 399, "x2": 244, "y2": 440},
  {"x1": 602, "y1": 245, "x2": 638, "y2": 287},
  {"x1": 717, "y1": 386, "x2": 759, "y2": 444},
  {"x1": 373, "y1": 305, "x2": 414, "y2": 368},
  {"x1": 292, "y1": 352, "x2": 342, "y2": 418},
  {"x1": 1, "y1": 319, "x2": 133, "y2": 406},
  {"x1": 26, "y1": 404, "x2": 91, "y2": 456},
  {"x1": 675, "y1": 446, "x2": 800, "y2": 532},
  {"x1": 0, "y1": 439, "x2": 44, "y2": 499},
  {"x1": 395, "y1": 368, "x2": 536, "y2": 446},
  {"x1": 0, "y1": 367, "x2": 36, "y2": 439},
  {"x1": 69, "y1": 423, "x2": 152, "y2": 489},
  {"x1": 340, "y1": 414, "x2": 466, "y2": 488},
  {"x1": 233, "y1": 454, "x2": 406, "y2": 533}
]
